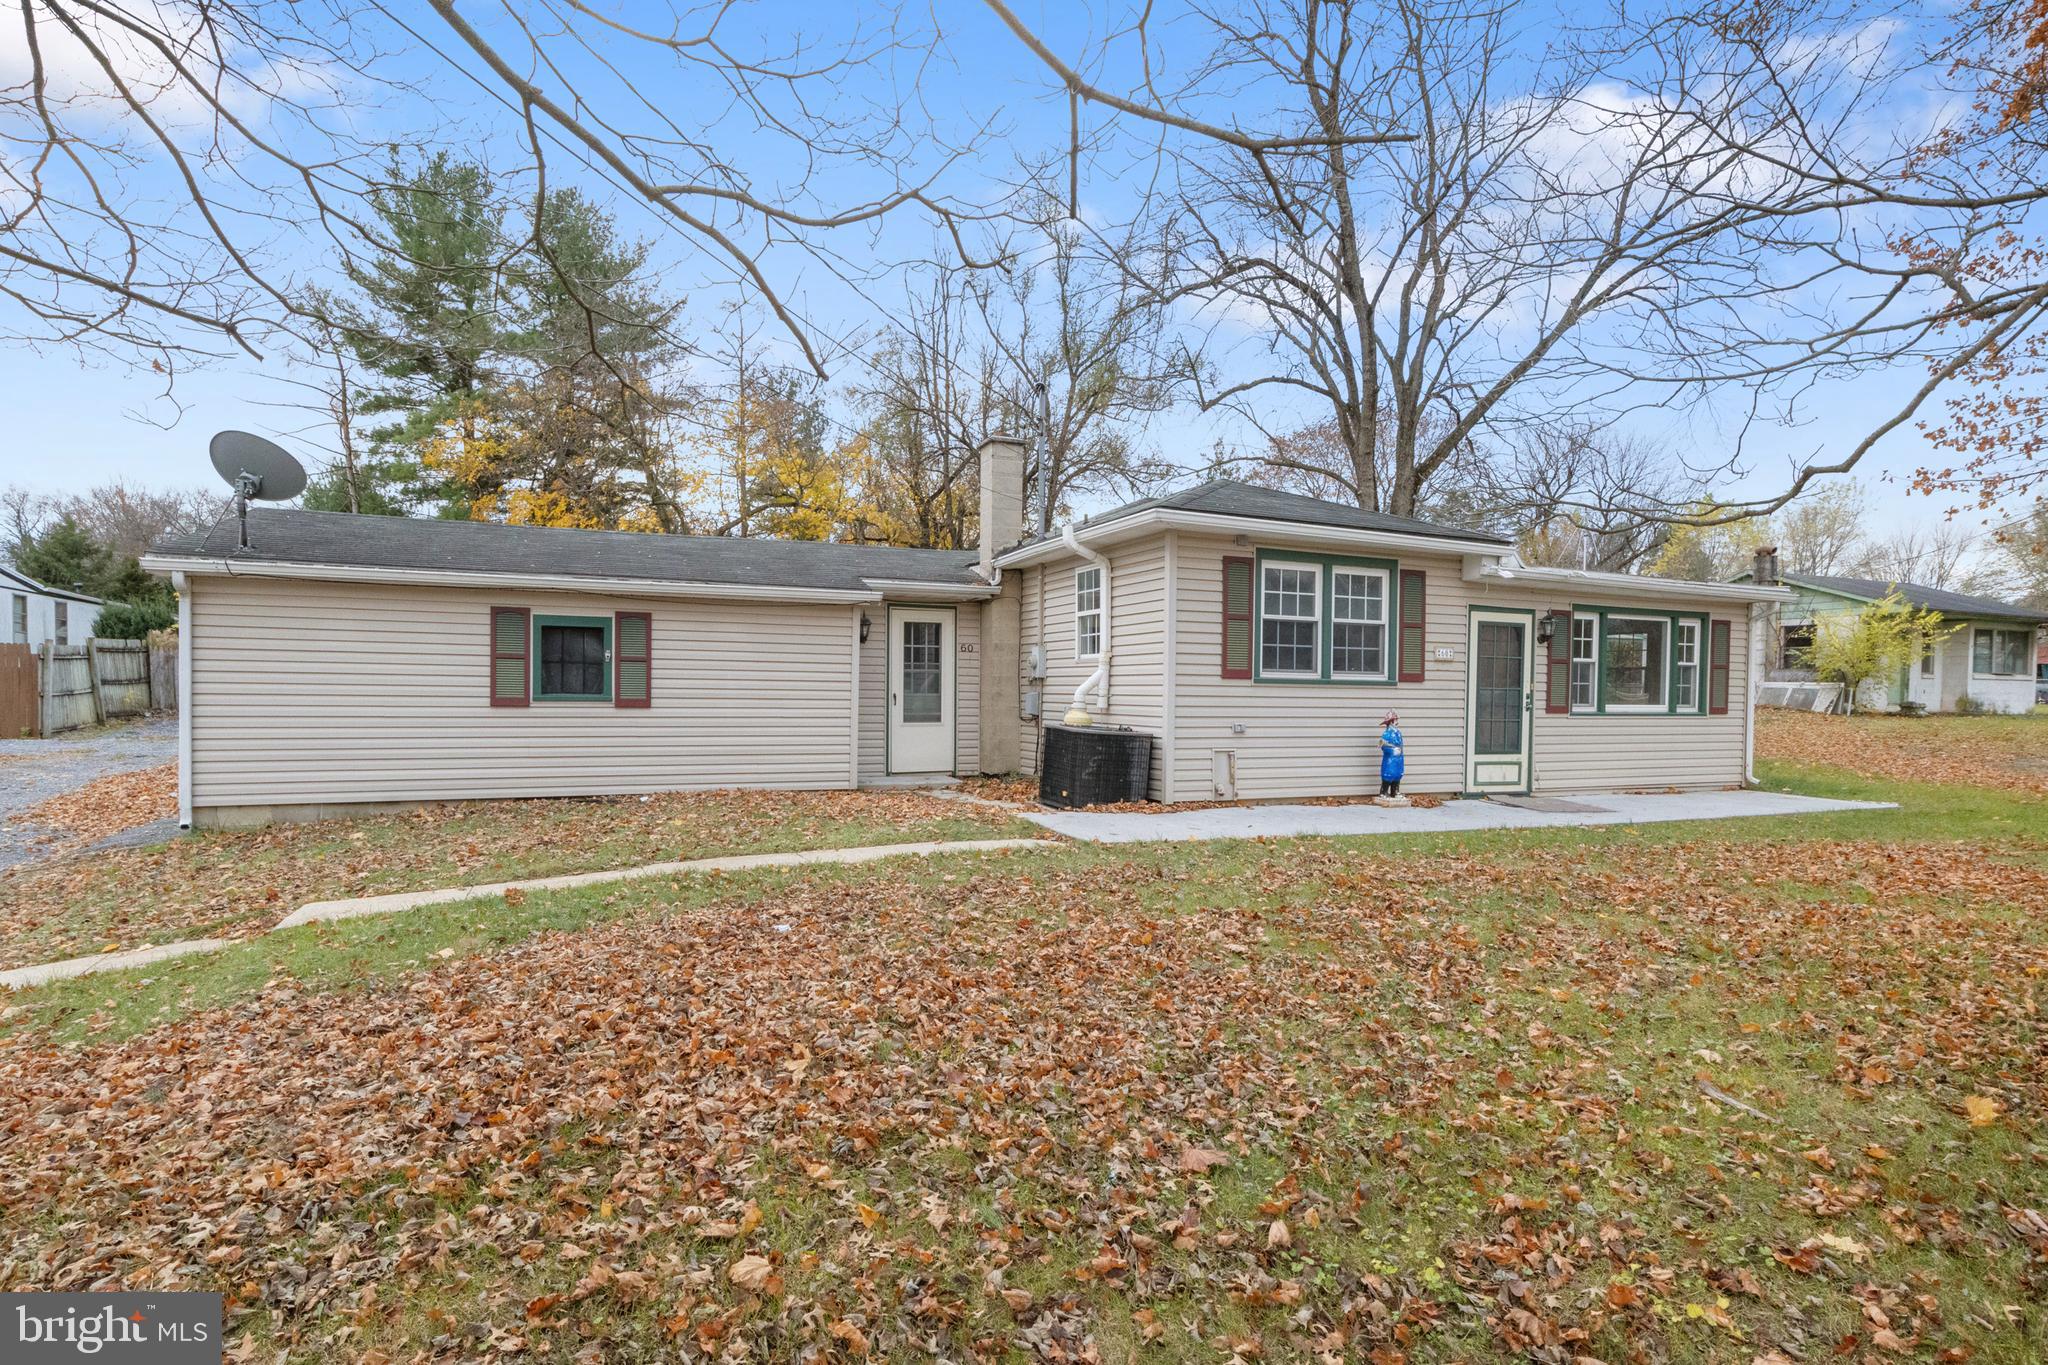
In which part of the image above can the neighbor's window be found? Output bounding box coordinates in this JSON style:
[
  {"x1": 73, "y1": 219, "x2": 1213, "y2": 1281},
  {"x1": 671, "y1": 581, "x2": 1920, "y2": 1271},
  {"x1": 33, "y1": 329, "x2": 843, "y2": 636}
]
[
  {"x1": 1260, "y1": 562, "x2": 1320, "y2": 676},
  {"x1": 1602, "y1": 615, "x2": 1668, "y2": 709},
  {"x1": 1328, "y1": 568, "x2": 1388, "y2": 678},
  {"x1": 534, "y1": 615, "x2": 611, "y2": 700},
  {"x1": 54, "y1": 601, "x2": 67, "y2": 645},
  {"x1": 1074, "y1": 566, "x2": 1102, "y2": 658},
  {"x1": 9, "y1": 594, "x2": 23, "y2": 642},
  {"x1": 1569, "y1": 615, "x2": 1596, "y2": 710},
  {"x1": 1973, "y1": 626, "x2": 2031, "y2": 677},
  {"x1": 1673, "y1": 619, "x2": 1701, "y2": 711},
  {"x1": 1920, "y1": 639, "x2": 1936, "y2": 677},
  {"x1": 1779, "y1": 623, "x2": 1815, "y2": 666}
]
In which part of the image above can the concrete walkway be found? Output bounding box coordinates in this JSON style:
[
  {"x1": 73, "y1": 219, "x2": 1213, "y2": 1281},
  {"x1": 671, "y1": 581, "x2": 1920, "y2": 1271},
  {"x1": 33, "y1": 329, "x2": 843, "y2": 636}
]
[
  {"x1": 0, "y1": 938, "x2": 231, "y2": 990},
  {"x1": 279, "y1": 837, "x2": 1054, "y2": 926},
  {"x1": 1021, "y1": 789, "x2": 1893, "y2": 844}
]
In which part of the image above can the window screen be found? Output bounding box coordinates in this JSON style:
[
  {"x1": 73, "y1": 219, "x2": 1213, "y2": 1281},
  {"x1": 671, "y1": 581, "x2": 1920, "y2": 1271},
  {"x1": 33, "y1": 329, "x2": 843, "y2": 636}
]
[{"x1": 539, "y1": 623, "x2": 607, "y2": 697}]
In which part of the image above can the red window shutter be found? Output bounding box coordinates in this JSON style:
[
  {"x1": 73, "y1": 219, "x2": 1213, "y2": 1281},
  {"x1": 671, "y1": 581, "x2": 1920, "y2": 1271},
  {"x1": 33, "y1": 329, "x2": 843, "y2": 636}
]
[
  {"x1": 1544, "y1": 610, "x2": 1571, "y2": 713},
  {"x1": 1397, "y1": 569, "x2": 1426, "y2": 682},
  {"x1": 490, "y1": 606, "x2": 530, "y2": 707},
  {"x1": 615, "y1": 610, "x2": 651, "y2": 708},
  {"x1": 1708, "y1": 618, "x2": 1732, "y2": 714},
  {"x1": 1221, "y1": 556, "x2": 1253, "y2": 679}
]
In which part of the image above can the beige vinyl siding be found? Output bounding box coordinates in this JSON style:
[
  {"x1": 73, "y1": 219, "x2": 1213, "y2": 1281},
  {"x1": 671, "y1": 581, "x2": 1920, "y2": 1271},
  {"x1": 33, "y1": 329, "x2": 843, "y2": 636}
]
[
  {"x1": 1017, "y1": 538, "x2": 1170, "y2": 795},
  {"x1": 855, "y1": 599, "x2": 981, "y2": 783},
  {"x1": 1168, "y1": 534, "x2": 1752, "y2": 799},
  {"x1": 1170, "y1": 535, "x2": 1465, "y2": 799},
  {"x1": 188, "y1": 575, "x2": 860, "y2": 812}
]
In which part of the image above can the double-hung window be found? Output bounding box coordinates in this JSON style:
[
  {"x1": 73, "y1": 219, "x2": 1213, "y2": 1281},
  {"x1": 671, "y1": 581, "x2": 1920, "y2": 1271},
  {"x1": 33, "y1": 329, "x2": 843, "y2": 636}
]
[
  {"x1": 1568, "y1": 615, "x2": 1596, "y2": 710},
  {"x1": 1329, "y1": 568, "x2": 1388, "y2": 679},
  {"x1": 1074, "y1": 567, "x2": 1102, "y2": 659},
  {"x1": 1260, "y1": 563, "x2": 1320, "y2": 677},
  {"x1": 1973, "y1": 626, "x2": 2031, "y2": 677},
  {"x1": 1601, "y1": 615, "x2": 1668, "y2": 711},
  {"x1": 1672, "y1": 619, "x2": 1701, "y2": 711}
]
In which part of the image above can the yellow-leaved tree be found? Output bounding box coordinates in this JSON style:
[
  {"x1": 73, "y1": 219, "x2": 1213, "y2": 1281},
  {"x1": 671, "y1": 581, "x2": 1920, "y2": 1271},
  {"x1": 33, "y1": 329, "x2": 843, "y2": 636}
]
[{"x1": 1804, "y1": 593, "x2": 1959, "y2": 715}]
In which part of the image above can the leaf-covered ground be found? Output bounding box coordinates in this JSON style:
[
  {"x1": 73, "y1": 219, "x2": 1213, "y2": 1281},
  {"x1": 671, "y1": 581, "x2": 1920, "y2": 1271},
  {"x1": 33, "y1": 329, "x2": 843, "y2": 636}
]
[
  {"x1": 0, "y1": 789, "x2": 1035, "y2": 970},
  {"x1": 1758, "y1": 708, "x2": 2048, "y2": 796},
  {"x1": 0, "y1": 731, "x2": 2043, "y2": 1362}
]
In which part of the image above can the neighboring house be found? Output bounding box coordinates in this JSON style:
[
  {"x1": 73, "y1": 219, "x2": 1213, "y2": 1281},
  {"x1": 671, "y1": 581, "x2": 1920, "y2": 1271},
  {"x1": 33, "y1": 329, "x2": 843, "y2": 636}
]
[
  {"x1": 1, "y1": 564, "x2": 100, "y2": 652},
  {"x1": 1733, "y1": 563, "x2": 2047, "y2": 715},
  {"x1": 142, "y1": 438, "x2": 1791, "y2": 829}
]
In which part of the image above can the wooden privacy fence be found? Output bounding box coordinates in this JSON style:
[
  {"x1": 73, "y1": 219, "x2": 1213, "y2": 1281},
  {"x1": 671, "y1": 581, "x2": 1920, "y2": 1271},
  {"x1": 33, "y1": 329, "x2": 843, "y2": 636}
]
[
  {"x1": 0, "y1": 644, "x2": 34, "y2": 738},
  {"x1": 10, "y1": 632, "x2": 180, "y2": 737}
]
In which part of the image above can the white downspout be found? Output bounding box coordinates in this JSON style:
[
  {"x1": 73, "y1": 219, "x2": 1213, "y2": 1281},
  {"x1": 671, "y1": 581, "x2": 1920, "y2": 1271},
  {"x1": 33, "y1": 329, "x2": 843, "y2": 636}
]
[
  {"x1": 1744, "y1": 601, "x2": 1766, "y2": 786},
  {"x1": 1061, "y1": 523, "x2": 1110, "y2": 721},
  {"x1": 174, "y1": 571, "x2": 193, "y2": 830}
]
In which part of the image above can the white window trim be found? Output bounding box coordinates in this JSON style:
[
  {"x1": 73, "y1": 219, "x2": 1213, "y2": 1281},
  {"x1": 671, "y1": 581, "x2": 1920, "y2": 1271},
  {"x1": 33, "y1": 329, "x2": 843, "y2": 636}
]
[
  {"x1": 1327, "y1": 565, "x2": 1391, "y2": 680},
  {"x1": 1673, "y1": 618, "x2": 1702, "y2": 713},
  {"x1": 1602, "y1": 613, "x2": 1672, "y2": 713},
  {"x1": 1259, "y1": 560, "x2": 1322, "y2": 679},
  {"x1": 1971, "y1": 625, "x2": 2031, "y2": 678},
  {"x1": 1074, "y1": 566, "x2": 1103, "y2": 661},
  {"x1": 1568, "y1": 614, "x2": 1597, "y2": 713}
]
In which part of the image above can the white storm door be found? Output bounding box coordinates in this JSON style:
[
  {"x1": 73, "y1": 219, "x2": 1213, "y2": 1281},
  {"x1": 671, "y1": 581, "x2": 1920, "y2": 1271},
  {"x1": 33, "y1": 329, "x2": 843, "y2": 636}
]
[
  {"x1": 1466, "y1": 610, "x2": 1534, "y2": 794},
  {"x1": 887, "y1": 606, "x2": 956, "y2": 774}
]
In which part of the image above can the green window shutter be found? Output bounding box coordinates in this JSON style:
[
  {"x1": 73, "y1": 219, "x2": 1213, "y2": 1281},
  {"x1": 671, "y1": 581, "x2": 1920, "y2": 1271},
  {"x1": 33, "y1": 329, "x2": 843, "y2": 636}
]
[
  {"x1": 615, "y1": 610, "x2": 651, "y2": 708},
  {"x1": 1397, "y1": 569, "x2": 1426, "y2": 682},
  {"x1": 1544, "y1": 610, "x2": 1571, "y2": 713},
  {"x1": 1221, "y1": 556, "x2": 1253, "y2": 679},
  {"x1": 1708, "y1": 618, "x2": 1732, "y2": 714},
  {"x1": 490, "y1": 606, "x2": 530, "y2": 707}
]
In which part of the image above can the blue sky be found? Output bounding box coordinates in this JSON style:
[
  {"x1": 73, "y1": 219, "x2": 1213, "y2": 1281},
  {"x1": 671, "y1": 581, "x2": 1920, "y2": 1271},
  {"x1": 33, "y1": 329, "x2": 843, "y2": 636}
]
[{"x1": 0, "y1": 1, "x2": 1994, "y2": 540}]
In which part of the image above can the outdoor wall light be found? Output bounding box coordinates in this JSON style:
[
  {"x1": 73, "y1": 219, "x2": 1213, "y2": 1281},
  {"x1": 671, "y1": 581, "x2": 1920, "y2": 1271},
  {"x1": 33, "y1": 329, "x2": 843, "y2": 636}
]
[
  {"x1": 1536, "y1": 613, "x2": 1557, "y2": 644},
  {"x1": 859, "y1": 612, "x2": 872, "y2": 644}
]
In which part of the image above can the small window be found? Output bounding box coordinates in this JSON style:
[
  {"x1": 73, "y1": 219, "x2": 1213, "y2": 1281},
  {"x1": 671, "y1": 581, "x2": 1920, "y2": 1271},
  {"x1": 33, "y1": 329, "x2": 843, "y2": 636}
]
[
  {"x1": 1260, "y1": 563, "x2": 1320, "y2": 676},
  {"x1": 1329, "y1": 568, "x2": 1387, "y2": 678},
  {"x1": 1673, "y1": 619, "x2": 1701, "y2": 711},
  {"x1": 54, "y1": 600, "x2": 68, "y2": 645},
  {"x1": 534, "y1": 615, "x2": 612, "y2": 701},
  {"x1": 1974, "y1": 626, "x2": 2031, "y2": 677},
  {"x1": 1569, "y1": 615, "x2": 1596, "y2": 710},
  {"x1": 1074, "y1": 567, "x2": 1102, "y2": 659},
  {"x1": 1780, "y1": 623, "x2": 1815, "y2": 666},
  {"x1": 1602, "y1": 615, "x2": 1668, "y2": 710},
  {"x1": 9, "y1": 594, "x2": 23, "y2": 643},
  {"x1": 1920, "y1": 639, "x2": 1936, "y2": 677}
]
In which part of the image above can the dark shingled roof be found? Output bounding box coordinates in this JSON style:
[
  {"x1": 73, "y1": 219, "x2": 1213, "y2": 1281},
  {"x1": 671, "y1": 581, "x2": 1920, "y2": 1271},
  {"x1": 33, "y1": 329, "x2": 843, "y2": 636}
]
[
  {"x1": 150, "y1": 508, "x2": 983, "y2": 594},
  {"x1": 1017, "y1": 478, "x2": 1513, "y2": 549},
  {"x1": 1784, "y1": 572, "x2": 2048, "y2": 625}
]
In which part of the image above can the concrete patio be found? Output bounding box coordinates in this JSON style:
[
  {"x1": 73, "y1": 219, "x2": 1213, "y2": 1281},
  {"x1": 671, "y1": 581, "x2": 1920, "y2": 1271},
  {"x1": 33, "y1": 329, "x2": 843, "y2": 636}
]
[{"x1": 1021, "y1": 788, "x2": 1893, "y2": 844}]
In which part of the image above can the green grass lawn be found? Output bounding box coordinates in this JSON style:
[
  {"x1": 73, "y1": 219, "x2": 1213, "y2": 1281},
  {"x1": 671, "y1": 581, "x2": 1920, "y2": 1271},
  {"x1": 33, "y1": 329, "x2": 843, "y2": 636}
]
[{"x1": 2, "y1": 741, "x2": 2044, "y2": 1362}]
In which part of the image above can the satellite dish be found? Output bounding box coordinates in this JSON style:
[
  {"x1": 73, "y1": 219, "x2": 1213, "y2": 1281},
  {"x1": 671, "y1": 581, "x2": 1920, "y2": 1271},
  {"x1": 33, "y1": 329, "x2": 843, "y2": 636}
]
[
  {"x1": 208, "y1": 430, "x2": 306, "y2": 550},
  {"x1": 209, "y1": 430, "x2": 307, "y2": 501}
]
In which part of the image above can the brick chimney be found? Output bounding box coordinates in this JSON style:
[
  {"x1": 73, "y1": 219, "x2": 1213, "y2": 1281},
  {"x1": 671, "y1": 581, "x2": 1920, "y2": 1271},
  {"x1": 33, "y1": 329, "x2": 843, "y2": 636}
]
[
  {"x1": 977, "y1": 433, "x2": 1026, "y2": 581},
  {"x1": 1751, "y1": 544, "x2": 1780, "y2": 586}
]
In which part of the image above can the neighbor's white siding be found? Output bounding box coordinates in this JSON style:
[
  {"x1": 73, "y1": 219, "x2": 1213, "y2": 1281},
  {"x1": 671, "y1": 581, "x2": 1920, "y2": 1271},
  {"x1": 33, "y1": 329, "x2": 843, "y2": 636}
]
[
  {"x1": 1947, "y1": 620, "x2": 2039, "y2": 714},
  {"x1": 187, "y1": 574, "x2": 861, "y2": 813}
]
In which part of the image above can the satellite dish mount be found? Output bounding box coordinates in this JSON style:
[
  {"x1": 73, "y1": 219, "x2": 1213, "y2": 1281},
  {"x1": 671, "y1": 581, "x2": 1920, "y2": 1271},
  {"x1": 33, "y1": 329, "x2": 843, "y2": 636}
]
[{"x1": 207, "y1": 431, "x2": 307, "y2": 550}]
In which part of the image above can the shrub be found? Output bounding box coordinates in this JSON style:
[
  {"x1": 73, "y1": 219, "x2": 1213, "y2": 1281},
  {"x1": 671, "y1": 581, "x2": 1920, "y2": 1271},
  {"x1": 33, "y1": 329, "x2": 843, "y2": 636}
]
[{"x1": 91, "y1": 600, "x2": 177, "y2": 639}]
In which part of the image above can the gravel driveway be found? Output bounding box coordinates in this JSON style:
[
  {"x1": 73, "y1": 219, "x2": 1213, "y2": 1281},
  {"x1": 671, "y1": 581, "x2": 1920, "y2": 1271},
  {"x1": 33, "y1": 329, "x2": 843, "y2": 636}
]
[{"x1": 0, "y1": 716, "x2": 178, "y2": 871}]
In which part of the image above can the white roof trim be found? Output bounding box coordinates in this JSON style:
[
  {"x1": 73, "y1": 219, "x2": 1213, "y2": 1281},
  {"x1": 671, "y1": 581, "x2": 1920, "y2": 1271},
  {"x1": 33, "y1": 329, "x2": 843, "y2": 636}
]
[
  {"x1": 0, "y1": 563, "x2": 101, "y2": 603},
  {"x1": 1478, "y1": 562, "x2": 1793, "y2": 603},
  {"x1": 860, "y1": 577, "x2": 998, "y2": 600},
  {"x1": 139, "y1": 553, "x2": 886, "y2": 605},
  {"x1": 992, "y1": 507, "x2": 1513, "y2": 567}
]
